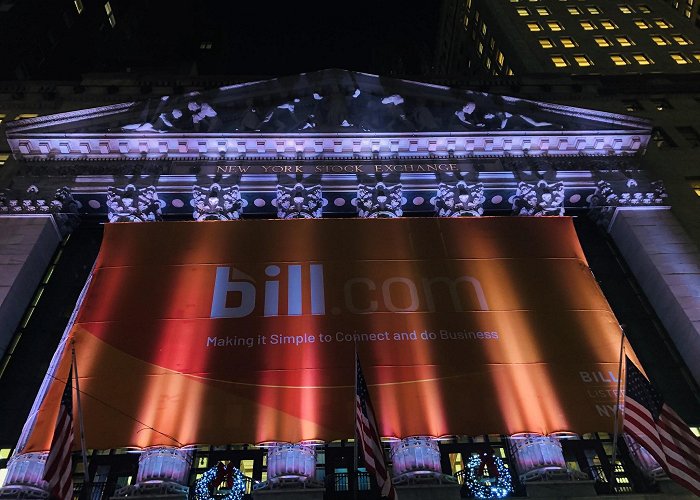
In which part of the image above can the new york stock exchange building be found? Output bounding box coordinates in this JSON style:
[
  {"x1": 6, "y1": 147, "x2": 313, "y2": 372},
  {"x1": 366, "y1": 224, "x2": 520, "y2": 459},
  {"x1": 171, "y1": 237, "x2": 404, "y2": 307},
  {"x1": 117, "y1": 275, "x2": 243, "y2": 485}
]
[{"x1": 0, "y1": 70, "x2": 698, "y2": 500}]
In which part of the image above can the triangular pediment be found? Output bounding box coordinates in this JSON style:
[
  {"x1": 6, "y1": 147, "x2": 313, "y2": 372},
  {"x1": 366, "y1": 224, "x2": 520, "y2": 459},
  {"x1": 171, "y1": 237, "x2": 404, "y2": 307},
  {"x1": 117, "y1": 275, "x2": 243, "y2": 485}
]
[{"x1": 7, "y1": 69, "x2": 649, "y2": 136}]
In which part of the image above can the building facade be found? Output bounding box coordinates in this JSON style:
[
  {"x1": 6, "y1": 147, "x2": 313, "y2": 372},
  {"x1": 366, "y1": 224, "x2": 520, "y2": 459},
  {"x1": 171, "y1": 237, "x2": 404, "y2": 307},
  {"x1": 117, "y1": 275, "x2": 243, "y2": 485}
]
[
  {"x1": 0, "y1": 69, "x2": 699, "y2": 499},
  {"x1": 436, "y1": 0, "x2": 700, "y2": 77}
]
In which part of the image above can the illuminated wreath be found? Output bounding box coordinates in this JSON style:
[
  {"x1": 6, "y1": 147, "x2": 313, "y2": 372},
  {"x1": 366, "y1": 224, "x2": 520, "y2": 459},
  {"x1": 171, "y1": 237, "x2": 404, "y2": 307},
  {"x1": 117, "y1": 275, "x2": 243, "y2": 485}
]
[
  {"x1": 194, "y1": 462, "x2": 246, "y2": 500},
  {"x1": 465, "y1": 453, "x2": 513, "y2": 499}
]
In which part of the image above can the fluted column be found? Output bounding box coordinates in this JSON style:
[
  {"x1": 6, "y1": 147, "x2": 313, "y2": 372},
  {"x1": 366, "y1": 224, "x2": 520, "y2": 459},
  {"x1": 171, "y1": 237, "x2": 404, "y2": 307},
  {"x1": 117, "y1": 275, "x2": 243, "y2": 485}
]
[
  {"x1": 623, "y1": 434, "x2": 664, "y2": 479},
  {"x1": 390, "y1": 436, "x2": 441, "y2": 478},
  {"x1": 508, "y1": 433, "x2": 569, "y2": 481},
  {"x1": 0, "y1": 452, "x2": 50, "y2": 498},
  {"x1": 136, "y1": 447, "x2": 191, "y2": 485},
  {"x1": 113, "y1": 447, "x2": 191, "y2": 498},
  {"x1": 266, "y1": 443, "x2": 316, "y2": 482}
]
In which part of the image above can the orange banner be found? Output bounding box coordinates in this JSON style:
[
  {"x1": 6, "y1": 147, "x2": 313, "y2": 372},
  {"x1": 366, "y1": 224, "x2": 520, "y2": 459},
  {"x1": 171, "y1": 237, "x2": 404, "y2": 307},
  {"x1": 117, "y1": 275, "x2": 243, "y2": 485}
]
[{"x1": 26, "y1": 217, "x2": 633, "y2": 451}]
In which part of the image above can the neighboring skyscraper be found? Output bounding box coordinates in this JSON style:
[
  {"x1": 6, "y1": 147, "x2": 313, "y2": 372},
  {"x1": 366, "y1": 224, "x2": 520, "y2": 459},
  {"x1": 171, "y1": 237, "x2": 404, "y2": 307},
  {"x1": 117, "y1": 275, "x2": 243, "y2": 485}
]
[
  {"x1": 660, "y1": 0, "x2": 700, "y2": 30},
  {"x1": 436, "y1": 0, "x2": 700, "y2": 76}
]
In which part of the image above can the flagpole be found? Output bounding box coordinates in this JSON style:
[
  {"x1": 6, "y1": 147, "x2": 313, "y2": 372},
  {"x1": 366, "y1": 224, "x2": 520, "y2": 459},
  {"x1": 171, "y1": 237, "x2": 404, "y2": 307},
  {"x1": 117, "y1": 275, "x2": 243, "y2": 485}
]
[
  {"x1": 609, "y1": 326, "x2": 626, "y2": 492},
  {"x1": 353, "y1": 344, "x2": 359, "y2": 500},
  {"x1": 71, "y1": 341, "x2": 90, "y2": 495}
]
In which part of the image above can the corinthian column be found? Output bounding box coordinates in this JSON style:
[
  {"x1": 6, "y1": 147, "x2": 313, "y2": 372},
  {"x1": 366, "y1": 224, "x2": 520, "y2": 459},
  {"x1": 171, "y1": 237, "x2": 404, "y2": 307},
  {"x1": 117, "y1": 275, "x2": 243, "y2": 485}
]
[{"x1": 0, "y1": 452, "x2": 50, "y2": 498}]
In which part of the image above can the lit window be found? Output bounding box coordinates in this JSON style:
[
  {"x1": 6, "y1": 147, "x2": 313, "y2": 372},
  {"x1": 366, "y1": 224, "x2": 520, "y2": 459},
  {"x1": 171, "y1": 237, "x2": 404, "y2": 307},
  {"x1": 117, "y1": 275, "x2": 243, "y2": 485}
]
[
  {"x1": 481, "y1": 22, "x2": 487, "y2": 35},
  {"x1": 0, "y1": 114, "x2": 5, "y2": 124},
  {"x1": 463, "y1": 14, "x2": 469, "y2": 28},
  {"x1": 610, "y1": 54, "x2": 630, "y2": 65},
  {"x1": 104, "y1": 2, "x2": 115, "y2": 27},
  {"x1": 574, "y1": 54, "x2": 594, "y2": 66},
  {"x1": 536, "y1": 7, "x2": 551, "y2": 15},
  {"x1": 486, "y1": 58, "x2": 492, "y2": 69},
  {"x1": 651, "y1": 35, "x2": 669, "y2": 45},
  {"x1": 651, "y1": 98, "x2": 672, "y2": 110},
  {"x1": 654, "y1": 19, "x2": 672, "y2": 28},
  {"x1": 560, "y1": 36, "x2": 578, "y2": 47},
  {"x1": 637, "y1": 4, "x2": 651, "y2": 13},
  {"x1": 478, "y1": 42, "x2": 484, "y2": 55},
  {"x1": 14, "y1": 114, "x2": 38, "y2": 120},
  {"x1": 634, "y1": 19, "x2": 651, "y2": 28},
  {"x1": 670, "y1": 52, "x2": 691, "y2": 64},
  {"x1": 632, "y1": 53, "x2": 653, "y2": 64},
  {"x1": 551, "y1": 55, "x2": 569, "y2": 67},
  {"x1": 516, "y1": 7, "x2": 530, "y2": 15},
  {"x1": 622, "y1": 99, "x2": 643, "y2": 111},
  {"x1": 594, "y1": 36, "x2": 612, "y2": 46},
  {"x1": 581, "y1": 20, "x2": 596, "y2": 30},
  {"x1": 497, "y1": 51, "x2": 505, "y2": 65},
  {"x1": 0, "y1": 154, "x2": 8, "y2": 167},
  {"x1": 618, "y1": 4, "x2": 634, "y2": 13},
  {"x1": 527, "y1": 21, "x2": 543, "y2": 31},
  {"x1": 601, "y1": 20, "x2": 618, "y2": 29},
  {"x1": 616, "y1": 36, "x2": 634, "y2": 46},
  {"x1": 672, "y1": 34, "x2": 692, "y2": 45},
  {"x1": 547, "y1": 21, "x2": 564, "y2": 31},
  {"x1": 693, "y1": 53, "x2": 700, "y2": 63},
  {"x1": 539, "y1": 38, "x2": 555, "y2": 48},
  {"x1": 567, "y1": 6, "x2": 582, "y2": 14},
  {"x1": 587, "y1": 6, "x2": 602, "y2": 14},
  {"x1": 507, "y1": 68, "x2": 514, "y2": 75},
  {"x1": 74, "y1": 0, "x2": 83, "y2": 14}
]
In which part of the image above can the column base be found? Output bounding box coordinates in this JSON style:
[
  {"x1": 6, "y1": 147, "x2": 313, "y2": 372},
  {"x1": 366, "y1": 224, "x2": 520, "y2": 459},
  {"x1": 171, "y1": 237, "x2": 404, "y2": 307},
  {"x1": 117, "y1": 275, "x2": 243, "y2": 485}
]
[
  {"x1": 252, "y1": 487, "x2": 325, "y2": 500},
  {"x1": 657, "y1": 478, "x2": 697, "y2": 497},
  {"x1": 112, "y1": 480, "x2": 188, "y2": 499},
  {"x1": 396, "y1": 483, "x2": 462, "y2": 500},
  {"x1": 0, "y1": 485, "x2": 49, "y2": 499},
  {"x1": 523, "y1": 479, "x2": 597, "y2": 497}
]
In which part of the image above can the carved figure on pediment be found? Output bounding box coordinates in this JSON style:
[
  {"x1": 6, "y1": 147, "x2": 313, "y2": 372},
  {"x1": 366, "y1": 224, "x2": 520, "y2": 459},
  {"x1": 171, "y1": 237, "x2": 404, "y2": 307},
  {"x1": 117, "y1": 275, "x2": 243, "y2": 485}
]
[
  {"x1": 512, "y1": 180, "x2": 564, "y2": 216},
  {"x1": 381, "y1": 94, "x2": 412, "y2": 131},
  {"x1": 356, "y1": 182, "x2": 405, "y2": 218},
  {"x1": 107, "y1": 184, "x2": 162, "y2": 222},
  {"x1": 432, "y1": 181, "x2": 485, "y2": 217},
  {"x1": 327, "y1": 90, "x2": 350, "y2": 128},
  {"x1": 192, "y1": 183, "x2": 247, "y2": 221},
  {"x1": 276, "y1": 183, "x2": 324, "y2": 219},
  {"x1": 412, "y1": 99, "x2": 439, "y2": 131},
  {"x1": 240, "y1": 99, "x2": 262, "y2": 131}
]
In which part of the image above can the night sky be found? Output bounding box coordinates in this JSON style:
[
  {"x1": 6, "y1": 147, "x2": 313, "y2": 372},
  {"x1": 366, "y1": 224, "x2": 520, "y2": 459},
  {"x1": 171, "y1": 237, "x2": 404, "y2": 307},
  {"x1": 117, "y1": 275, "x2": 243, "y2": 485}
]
[{"x1": 0, "y1": 1, "x2": 440, "y2": 80}]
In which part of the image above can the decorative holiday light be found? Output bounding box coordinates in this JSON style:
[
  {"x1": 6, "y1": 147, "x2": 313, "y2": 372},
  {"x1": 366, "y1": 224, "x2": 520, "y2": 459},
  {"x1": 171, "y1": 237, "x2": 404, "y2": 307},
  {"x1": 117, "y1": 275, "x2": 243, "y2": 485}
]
[
  {"x1": 465, "y1": 453, "x2": 513, "y2": 499},
  {"x1": 194, "y1": 462, "x2": 246, "y2": 500}
]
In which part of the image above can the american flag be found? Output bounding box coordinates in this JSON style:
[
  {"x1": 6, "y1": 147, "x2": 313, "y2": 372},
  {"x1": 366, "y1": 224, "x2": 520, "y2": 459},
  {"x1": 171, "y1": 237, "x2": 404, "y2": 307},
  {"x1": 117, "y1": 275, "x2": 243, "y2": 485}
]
[
  {"x1": 623, "y1": 357, "x2": 700, "y2": 496},
  {"x1": 355, "y1": 355, "x2": 397, "y2": 500},
  {"x1": 43, "y1": 364, "x2": 74, "y2": 500}
]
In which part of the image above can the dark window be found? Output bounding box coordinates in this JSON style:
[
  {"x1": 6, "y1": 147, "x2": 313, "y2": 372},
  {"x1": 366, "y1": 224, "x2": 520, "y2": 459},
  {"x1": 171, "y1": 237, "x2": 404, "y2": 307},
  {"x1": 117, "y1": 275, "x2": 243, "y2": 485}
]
[
  {"x1": 677, "y1": 126, "x2": 700, "y2": 147},
  {"x1": 651, "y1": 127, "x2": 676, "y2": 148}
]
